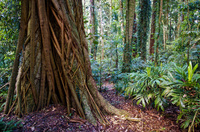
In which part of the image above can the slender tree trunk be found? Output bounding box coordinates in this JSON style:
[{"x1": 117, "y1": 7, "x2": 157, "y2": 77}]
[
  {"x1": 122, "y1": 0, "x2": 135, "y2": 73},
  {"x1": 176, "y1": 0, "x2": 181, "y2": 38},
  {"x1": 5, "y1": 0, "x2": 133, "y2": 125},
  {"x1": 116, "y1": 43, "x2": 118, "y2": 69},
  {"x1": 132, "y1": 13, "x2": 137, "y2": 57},
  {"x1": 100, "y1": 0, "x2": 104, "y2": 60},
  {"x1": 149, "y1": 0, "x2": 157, "y2": 56},
  {"x1": 110, "y1": 0, "x2": 112, "y2": 27},
  {"x1": 186, "y1": 0, "x2": 191, "y2": 66},
  {"x1": 90, "y1": 0, "x2": 97, "y2": 60},
  {"x1": 163, "y1": 20, "x2": 166, "y2": 50},
  {"x1": 155, "y1": 0, "x2": 162, "y2": 66},
  {"x1": 109, "y1": 0, "x2": 113, "y2": 68},
  {"x1": 165, "y1": 0, "x2": 169, "y2": 41},
  {"x1": 120, "y1": 0, "x2": 124, "y2": 35},
  {"x1": 4, "y1": 0, "x2": 28, "y2": 114}
]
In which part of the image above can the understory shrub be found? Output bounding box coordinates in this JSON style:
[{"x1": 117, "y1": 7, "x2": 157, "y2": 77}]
[
  {"x1": 123, "y1": 61, "x2": 200, "y2": 130},
  {"x1": 126, "y1": 64, "x2": 168, "y2": 111},
  {"x1": 163, "y1": 62, "x2": 200, "y2": 129}
]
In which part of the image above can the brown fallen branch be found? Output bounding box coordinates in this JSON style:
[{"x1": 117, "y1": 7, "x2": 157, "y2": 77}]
[{"x1": 114, "y1": 115, "x2": 141, "y2": 122}]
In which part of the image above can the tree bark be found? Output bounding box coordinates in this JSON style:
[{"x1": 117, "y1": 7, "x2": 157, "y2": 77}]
[
  {"x1": 122, "y1": 0, "x2": 135, "y2": 73},
  {"x1": 90, "y1": 0, "x2": 98, "y2": 60},
  {"x1": 5, "y1": 0, "x2": 131, "y2": 125},
  {"x1": 137, "y1": 0, "x2": 151, "y2": 61},
  {"x1": 120, "y1": 0, "x2": 124, "y2": 35},
  {"x1": 165, "y1": 0, "x2": 169, "y2": 42},
  {"x1": 155, "y1": 0, "x2": 163, "y2": 66},
  {"x1": 149, "y1": 0, "x2": 157, "y2": 56},
  {"x1": 100, "y1": 0, "x2": 104, "y2": 60},
  {"x1": 132, "y1": 13, "x2": 137, "y2": 57}
]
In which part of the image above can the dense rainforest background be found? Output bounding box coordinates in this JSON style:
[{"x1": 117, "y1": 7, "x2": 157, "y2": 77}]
[{"x1": 0, "y1": 0, "x2": 199, "y2": 131}]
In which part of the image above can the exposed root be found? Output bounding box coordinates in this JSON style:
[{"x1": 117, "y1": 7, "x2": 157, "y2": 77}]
[{"x1": 4, "y1": 0, "x2": 141, "y2": 125}]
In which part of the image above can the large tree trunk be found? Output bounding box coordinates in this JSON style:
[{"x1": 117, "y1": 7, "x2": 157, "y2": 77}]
[
  {"x1": 4, "y1": 0, "x2": 130, "y2": 125},
  {"x1": 137, "y1": 0, "x2": 151, "y2": 61}
]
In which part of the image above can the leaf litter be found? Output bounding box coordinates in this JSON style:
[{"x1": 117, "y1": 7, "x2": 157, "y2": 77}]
[{"x1": 0, "y1": 81, "x2": 182, "y2": 132}]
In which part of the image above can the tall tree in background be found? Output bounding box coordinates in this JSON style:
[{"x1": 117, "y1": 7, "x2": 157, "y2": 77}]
[
  {"x1": 132, "y1": 13, "x2": 137, "y2": 57},
  {"x1": 149, "y1": 0, "x2": 157, "y2": 56},
  {"x1": 155, "y1": 0, "x2": 163, "y2": 66},
  {"x1": 4, "y1": 0, "x2": 128, "y2": 125},
  {"x1": 99, "y1": 0, "x2": 105, "y2": 60},
  {"x1": 122, "y1": 0, "x2": 136, "y2": 73},
  {"x1": 90, "y1": 0, "x2": 98, "y2": 60},
  {"x1": 137, "y1": 0, "x2": 151, "y2": 61},
  {"x1": 119, "y1": 0, "x2": 124, "y2": 35},
  {"x1": 165, "y1": 0, "x2": 169, "y2": 42}
]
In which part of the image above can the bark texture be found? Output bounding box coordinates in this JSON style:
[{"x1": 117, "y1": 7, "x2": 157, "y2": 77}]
[
  {"x1": 155, "y1": 0, "x2": 163, "y2": 66},
  {"x1": 149, "y1": 0, "x2": 157, "y2": 56},
  {"x1": 137, "y1": 0, "x2": 151, "y2": 61},
  {"x1": 90, "y1": 0, "x2": 98, "y2": 60},
  {"x1": 5, "y1": 0, "x2": 128, "y2": 125},
  {"x1": 119, "y1": 0, "x2": 124, "y2": 35},
  {"x1": 122, "y1": 0, "x2": 135, "y2": 73}
]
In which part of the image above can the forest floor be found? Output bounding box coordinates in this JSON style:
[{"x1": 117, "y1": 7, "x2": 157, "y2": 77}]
[{"x1": 0, "y1": 81, "x2": 183, "y2": 132}]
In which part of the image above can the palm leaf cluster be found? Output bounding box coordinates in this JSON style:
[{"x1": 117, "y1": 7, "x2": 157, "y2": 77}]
[{"x1": 124, "y1": 61, "x2": 200, "y2": 129}]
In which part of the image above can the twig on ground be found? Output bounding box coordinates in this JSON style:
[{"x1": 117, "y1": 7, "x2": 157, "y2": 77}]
[{"x1": 115, "y1": 115, "x2": 141, "y2": 122}]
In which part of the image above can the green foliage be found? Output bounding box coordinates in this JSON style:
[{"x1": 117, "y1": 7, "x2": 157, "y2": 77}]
[
  {"x1": 0, "y1": 90, "x2": 7, "y2": 112},
  {"x1": 130, "y1": 57, "x2": 147, "y2": 72},
  {"x1": 162, "y1": 62, "x2": 200, "y2": 129},
  {"x1": 117, "y1": 61, "x2": 199, "y2": 129},
  {"x1": 0, "y1": 0, "x2": 20, "y2": 87},
  {"x1": 126, "y1": 64, "x2": 168, "y2": 111},
  {"x1": 180, "y1": 1, "x2": 200, "y2": 11},
  {"x1": 114, "y1": 73, "x2": 130, "y2": 94},
  {"x1": 0, "y1": 118, "x2": 22, "y2": 132}
]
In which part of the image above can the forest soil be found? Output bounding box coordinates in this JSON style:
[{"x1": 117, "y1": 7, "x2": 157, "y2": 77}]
[{"x1": 0, "y1": 81, "x2": 183, "y2": 132}]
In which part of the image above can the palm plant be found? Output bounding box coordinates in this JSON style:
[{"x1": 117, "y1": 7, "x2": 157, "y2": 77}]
[
  {"x1": 126, "y1": 65, "x2": 168, "y2": 110},
  {"x1": 163, "y1": 62, "x2": 200, "y2": 129}
]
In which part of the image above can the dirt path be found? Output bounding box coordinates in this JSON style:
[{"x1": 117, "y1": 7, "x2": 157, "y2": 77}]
[{"x1": 0, "y1": 81, "x2": 181, "y2": 132}]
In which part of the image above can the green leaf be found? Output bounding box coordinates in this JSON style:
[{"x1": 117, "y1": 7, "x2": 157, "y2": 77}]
[
  {"x1": 188, "y1": 61, "x2": 193, "y2": 82},
  {"x1": 177, "y1": 113, "x2": 184, "y2": 121},
  {"x1": 146, "y1": 67, "x2": 151, "y2": 77},
  {"x1": 141, "y1": 98, "x2": 146, "y2": 107},
  {"x1": 192, "y1": 64, "x2": 198, "y2": 75},
  {"x1": 136, "y1": 98, "x2": 142, "y2": 105},
  {"x1": 182, "y1": 119, "x2": 191, "y2": 129}
]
